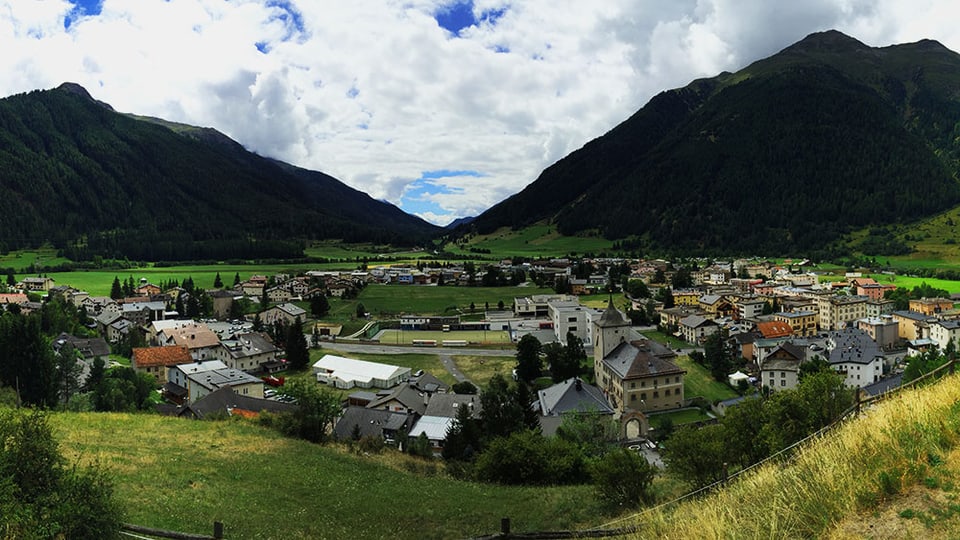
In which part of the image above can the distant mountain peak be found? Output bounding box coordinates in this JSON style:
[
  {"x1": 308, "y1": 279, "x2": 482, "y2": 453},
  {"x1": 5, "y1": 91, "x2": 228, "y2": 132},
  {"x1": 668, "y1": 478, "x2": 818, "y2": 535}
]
[
  {"x1": 786, "y1": 29, "x2": 869, "y2": 54},
  {"x1": 56, "y1": 82, "x2": 115, "y2": 111}
]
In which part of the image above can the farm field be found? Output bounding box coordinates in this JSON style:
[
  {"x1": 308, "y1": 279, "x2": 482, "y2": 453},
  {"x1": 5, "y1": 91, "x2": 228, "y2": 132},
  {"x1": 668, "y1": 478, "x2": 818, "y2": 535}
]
[{"x1": 49, "y1": 411, "x2": 603, "y2": 540}]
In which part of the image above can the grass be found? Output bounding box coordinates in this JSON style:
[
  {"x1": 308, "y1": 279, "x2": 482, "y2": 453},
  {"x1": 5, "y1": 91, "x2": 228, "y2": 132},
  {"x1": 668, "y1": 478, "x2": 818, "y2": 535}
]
[
  {"x1": 378, "y1": 329, "x2": 512, "y2": 346},
  {"x1": 672, "y1": 355, "x2": 739, "y2": 404},
  {"x1": 331, "y1": 284, "x2": 555, "y2": 319},
  {"x1": 0, "y1": 246, "x2": 69, "y2": 271},
  {"x1": 48, "y1": 412, "x2": 602, "y2": 540},
  {"x1": 454, "y1": 355, "x2": 517, "y2": 387},
  {"x1": 647, "y1": 408, "x2": 712, "y2": 426},
  {"x1": 446, "y1": 223, "x2": 615, "y2": 258},
  {"x1": 641, "y1": 330, "x2": 690, "y2": 350},
  {"x1": 622, "y1": 373, "x2": 960, "y2": 539}
]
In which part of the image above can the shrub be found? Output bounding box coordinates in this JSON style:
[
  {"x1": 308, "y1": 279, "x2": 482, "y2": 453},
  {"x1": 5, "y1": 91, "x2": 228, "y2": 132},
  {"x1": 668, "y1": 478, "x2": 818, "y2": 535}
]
[{"x1": 592, "y1": 448, "x2": 656, "y2": 508}]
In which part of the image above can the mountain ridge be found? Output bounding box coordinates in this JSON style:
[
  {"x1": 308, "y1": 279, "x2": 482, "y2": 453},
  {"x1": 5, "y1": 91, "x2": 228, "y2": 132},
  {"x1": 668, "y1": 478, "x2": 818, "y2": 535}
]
[
  {"x1": 0, "y1": 84, "x2": 439, "y2": 260},
  {"x1": 464, "y1": 30, "x2": 960, "y2": 256}
]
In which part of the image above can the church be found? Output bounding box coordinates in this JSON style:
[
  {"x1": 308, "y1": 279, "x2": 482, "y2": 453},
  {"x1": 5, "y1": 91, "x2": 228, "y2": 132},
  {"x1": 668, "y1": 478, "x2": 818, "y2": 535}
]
[{"x1": 593, "y1": 299, "x2": 686, "y2": 413}]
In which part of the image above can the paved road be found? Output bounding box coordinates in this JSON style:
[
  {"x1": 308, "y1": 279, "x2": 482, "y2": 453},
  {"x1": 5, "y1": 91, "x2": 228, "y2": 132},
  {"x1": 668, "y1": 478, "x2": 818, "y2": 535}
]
[{"x1": 439, "y1": 354, "x2": 469, "y2": 382}]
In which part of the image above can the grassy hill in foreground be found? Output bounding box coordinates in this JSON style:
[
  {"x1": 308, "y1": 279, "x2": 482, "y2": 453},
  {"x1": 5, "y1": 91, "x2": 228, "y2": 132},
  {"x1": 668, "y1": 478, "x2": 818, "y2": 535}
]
[
  {"x1": 623, "y1": 374, "x2": 960, "y2": 538},
  {"x1": 50, "y1": 412, "x2": 600, "y2": 540}
]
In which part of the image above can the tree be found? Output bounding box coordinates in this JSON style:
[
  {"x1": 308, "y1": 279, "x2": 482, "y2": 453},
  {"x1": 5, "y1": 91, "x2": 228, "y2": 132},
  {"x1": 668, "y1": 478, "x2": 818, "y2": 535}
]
[
  {"x1": 703, "y1": 329, "x2": 733, "y2": 382},
  {"x1": 473, "y1": 430, "x2": 588, "y2": 485},
  {"x1": 718, "y1": 396, "x2": 768, "y2": 468},
  {"x1": 903, "y1": 348, "x2": 947, "y2": 383},
  {"x1": 550, "y1": 333, "x2": 584, "y2": 382},
  {"x1": 311, "y1": 294, "x2": 330, "y2": 319},
  {"x1": 452, "y1": 380, "x2": 478, "y2": 394},
  {"x1": 0, "y1": 409, "x2": 122, "y2": 538},
  {"x1": 798, "y1": 355, "x2": 830, "y2": 380},
  {"x1": 356, "y1": 302, "x2": 366, "y2": 319},
  {"x1": 109, "y1": 276, "x2": 122, "y2": 300},
  {"x1": 85, "y1": 357, "x2": 106, "y2": 391},
  {"x1": 515, "y1": 333, "x2": 543, "y2": 383},
  {"x1": 624, "y1": 279, "x2": 650, "y2": 299},
  {"x1": 5, "y1": 271, "x2": 14, "y2": 288},
  {"x1": 555, "y1": 411, "x2": 618, "y2": 458},
  {"x1": 480, "y1": 373, "x2": 532, "y2": 440},
  {"x1": 278, "y1": 377, "x2": 342, "y2": 443},
  {"x1": 233, "y1": 272, "x2": 241, "y2": 286},
  {"x1": 443, "y1": 399, "x2": 483, "y2": 461},
  {"x1": 591, "y1": 448, "x2": 657, "y2": 508},
  {"x1": 213, "y1": 272, "x2": 223, "y2": 288},
  {"x1": 655, "y1": 286, "x2": 675, "y2": 309},
  {"x1": 663, "y1": 423, "x2": 727, "y2": 488},
  {"x1": 672, "y1": 267, "x2": 693, "y2": 289},
  {"x1": 54, "y1": 342, "x2": 84, "y2": 405},
  {"x1": 285, "y1": 316, "x2": 310, "y2": 371}
]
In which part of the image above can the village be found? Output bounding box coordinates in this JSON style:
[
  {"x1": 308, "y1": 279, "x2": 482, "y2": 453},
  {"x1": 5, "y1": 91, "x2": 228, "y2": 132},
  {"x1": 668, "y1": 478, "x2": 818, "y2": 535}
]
[{"x1": 0, "y1": 255, "x2": 947, "y2": 465}]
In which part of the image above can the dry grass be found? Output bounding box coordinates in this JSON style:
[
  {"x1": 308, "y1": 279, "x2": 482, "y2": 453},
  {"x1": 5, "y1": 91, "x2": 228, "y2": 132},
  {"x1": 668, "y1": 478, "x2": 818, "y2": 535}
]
[{"x1": 610, "y1": 375, "x2": 960, "y2": 539}]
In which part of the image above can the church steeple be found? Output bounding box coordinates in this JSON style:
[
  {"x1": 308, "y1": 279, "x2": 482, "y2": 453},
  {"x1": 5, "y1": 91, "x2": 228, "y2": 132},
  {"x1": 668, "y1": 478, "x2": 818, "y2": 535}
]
[{"x1": 594, "y1": 297, "x2": 630, "y2": 361}]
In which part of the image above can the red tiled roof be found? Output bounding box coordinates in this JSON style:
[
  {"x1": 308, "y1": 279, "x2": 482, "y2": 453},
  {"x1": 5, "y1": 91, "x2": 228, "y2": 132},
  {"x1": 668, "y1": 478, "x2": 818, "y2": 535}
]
[
  {"x1": 132, "y1": 346, "x2": 192, "y2": 368},
  {"x1": 757, "y1": 321, "x2": 793, "y2": 339}
]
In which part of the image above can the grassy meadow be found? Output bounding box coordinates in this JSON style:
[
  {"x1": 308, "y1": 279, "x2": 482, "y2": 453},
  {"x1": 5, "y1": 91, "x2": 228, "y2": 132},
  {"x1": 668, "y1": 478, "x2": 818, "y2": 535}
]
[
  {"x1": 672, "y1": 355, "x2": 739, "y2": 404},
  {"x1": 622, "y1": 373, "x2": 960, "y2": 539},
  {"x1": 446, "y1": 224, "x2": 615, "y2": 258},
  {"x1": 49, "y1": 412, "x2": 602, "y2": 540}
]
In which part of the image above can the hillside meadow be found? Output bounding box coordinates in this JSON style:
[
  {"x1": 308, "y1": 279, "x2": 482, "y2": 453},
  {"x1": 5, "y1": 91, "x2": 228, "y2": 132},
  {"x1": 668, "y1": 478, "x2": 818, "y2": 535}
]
[
  {"x1": 49, "y1": 412, "x2": 603, "y2": 540},
  {"x1": 619, "y1": 373, "x2": 960, "y2": 538}
]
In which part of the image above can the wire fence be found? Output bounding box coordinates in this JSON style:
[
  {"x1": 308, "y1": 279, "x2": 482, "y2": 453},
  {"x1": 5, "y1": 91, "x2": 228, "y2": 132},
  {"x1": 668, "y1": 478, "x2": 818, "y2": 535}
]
[{"x1": 473, "y1": 359, "x2": 957, "y2": 539}]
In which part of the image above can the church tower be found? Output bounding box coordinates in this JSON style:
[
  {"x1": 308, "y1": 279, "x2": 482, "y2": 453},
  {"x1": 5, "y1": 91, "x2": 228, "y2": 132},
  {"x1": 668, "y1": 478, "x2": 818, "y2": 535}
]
[{"x1": 594, "y1": 297, "x2": 631, "y2": 369}]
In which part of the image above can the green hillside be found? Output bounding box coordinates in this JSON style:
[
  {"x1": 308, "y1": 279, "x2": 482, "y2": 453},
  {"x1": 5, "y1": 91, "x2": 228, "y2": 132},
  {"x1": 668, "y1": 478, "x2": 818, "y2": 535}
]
[
  {"x1": 50, "y1": 412, "x2": 600, "y2": 540},
  {"x1": 0, "y1": 84, "x2": 438, "y2": 260},
  {"x1": 466, "y1": 31, "x2": 960, "y2": 256}
]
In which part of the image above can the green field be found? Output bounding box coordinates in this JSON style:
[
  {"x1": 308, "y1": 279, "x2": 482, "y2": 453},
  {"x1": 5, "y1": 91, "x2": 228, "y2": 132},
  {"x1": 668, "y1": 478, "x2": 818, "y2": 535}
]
[
  {"x1": 0, "y1": 247, "x2": 70, "y2": 272},
  {"x1": 378, "y1": 329, "x2": 512, "y2": 346},
  {"x1": 331, "y1": 284, "x2": 554, "y2": 318},
  {"x1": 446, "y1": 224, "x2": 615, "y2": 258},
  {"x1": 817, "y1": 271, "x2": 960, "y2": 295},
  {"x1": 454, "y1": 355, "x2": 517, "y2": 387},
  {"x1": 49, "y1": 411, "x2": 602, "y2": 540},
  {"x1": 672, "y1": 355, "x2": 739, "y2": 404}
]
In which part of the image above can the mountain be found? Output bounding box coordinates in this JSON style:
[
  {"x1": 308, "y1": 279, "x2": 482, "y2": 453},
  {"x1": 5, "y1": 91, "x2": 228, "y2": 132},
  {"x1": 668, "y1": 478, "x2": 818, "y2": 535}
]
[
  {"x1": 466, "y1": 31, "x2": 960, "y2": 256},
  {"x1": 445, "y1": 216, "x2": 475, "y2": 229},
  {"x1": 0, "y1": 84, "x2": 439, "y2": 260}
]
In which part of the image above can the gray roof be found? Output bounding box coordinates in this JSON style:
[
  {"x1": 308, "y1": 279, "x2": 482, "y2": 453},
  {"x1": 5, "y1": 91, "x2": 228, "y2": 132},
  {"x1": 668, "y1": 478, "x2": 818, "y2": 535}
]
[
  {"x1": 597, "y1": 299, "x2": 630, "y2": 327},
  {"x1": 680, "y1": 314, "x2": 715, "y2": 329},
  {"x1": 861, "y1": 373, "x2": 903, "y2": 397},
  {"x1": 892, "y1": 310, "x2": 936, "y2": 322},
  {"x1": 53, "y1": 332, "x2": 111, "y2": 359},
  {"x1": 423, "y1": 393, "x2": 481, "y2": 418},
  {"x1": 334, "y1": 406, "x2": 410, "y2": 440},
  {"x1": 179, "y1": 387, "x2": 297, "y2": 419},
  {"x1": 536, "y1": 378, "x2": 613, "y2": 416},
  {"x1": 220, "y1": 332, "x2": 278, "y2": 359},
  {"x1": 409, "y1": 372, "x2": 450, "y2": 394},
  {"x1": 603, "y1": 340, "x2": 685, "y2": 380},
  {"x1": 366, "y1": 384, "x2": 428, "y2": 416},
  {"x1": 188, "y1": 367, "x2": 263, "y2": 391},
  {"x1": 827, "y1": 328, "x2": 883, "y2": 366},
  {"x1": 762, "y1": 357, "x2": 800, "y2": 372}
]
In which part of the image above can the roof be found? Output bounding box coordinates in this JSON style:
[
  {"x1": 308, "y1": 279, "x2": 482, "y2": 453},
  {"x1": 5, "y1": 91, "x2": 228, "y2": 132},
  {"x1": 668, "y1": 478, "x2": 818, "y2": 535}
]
[
  {"x1": 313, "y1": 354, "x2": 409, "y2": 386},
  {"x1": 536, "y1": 378, "x2": 613, "y2": 416},
  {"x1": 597, "y1": 299, "x2": 630, "y2": 328},
  {"x1": 603, "y1": 340, "x2": 685, "y2": 381},
  {"x1": 891, "y1": 310, "x2": 935, "y2": 322},
  {"x1": 409, "y1": 372, "x2": 450, "y2": 394},
  {"x1": 164, "y1": 323, "x2": 221, "y2": 350},
  {"x1": 861, "y1": 373, "x2": 903, "y2": 397},
  {"x1": 53, "y1": 332, "x2": 111, "y2": 359},
  {"x1": 366, "y1": 385, "x2": 428, "y2": 416},
  {"x1": 409, "y1": 415, "x2": 454, "y2": 441},
  {"x1": 334, "y1": 406, "x2": 410, "y2": 440},
  {"x1": 220, "y1": 332, "x2": 278, "y2": 359},
  {"x1": 188, "y1": 367, "x2": 263, "y2": 390},
  {"x1": 180, "y1": 387, "x2": 297, "y2": 419},
  {"x1": 679, "y1": 314, "x2": 716, "y2": 329},
  {"x1": 827, "y1": 328, "x2": 883, "y2": 366},
  {"x1": 756, "y1": 321, "x2": 794, "y2": 339},
  {"x1": 423, "y1": 393, "x2": 481, "y2": 418},
  {"x1": 132, "y1": 346, "x2": 193, "y2": 368},
  {"x1": 274, "y1": 303, "x2": 307, "y2": 317},
  {"x1": 767, "y1": 342, "x2": 806, "y2": 362}
]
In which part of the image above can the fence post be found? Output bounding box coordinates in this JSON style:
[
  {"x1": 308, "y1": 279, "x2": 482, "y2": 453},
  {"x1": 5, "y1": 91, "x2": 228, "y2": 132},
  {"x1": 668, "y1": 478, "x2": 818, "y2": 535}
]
[
  {"x1": 855, "y1": 389, "x2": 861, "y2": 416},
  {"x1": 501, "y1": 517, "x2": 511, "y2": 537},
  {"x1": 722, "y1": 462, "x2": 728, "y2": 487},
  {"x1": 951, "y1": 358, "x2": 955, "y2": 376},
  {"x1": 213, "y1": 521, "x2": 224, "y2": 539}
]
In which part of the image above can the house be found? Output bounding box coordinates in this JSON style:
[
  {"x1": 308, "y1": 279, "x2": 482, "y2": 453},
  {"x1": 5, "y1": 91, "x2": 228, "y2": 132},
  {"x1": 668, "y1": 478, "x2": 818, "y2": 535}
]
[
  {"x1": 120, "y1": 301, "x2": 167, "y2": 326},
  {"x1": 698, "y1": 295, "x2": 735, "y2": 317},
  {"x1": 216, "y1": 332, "x2": 280, "y2": 373},
  {"x1": 678, "y1": 314, "x2": 718, "y2": 344},
  {"x1": 21, "y1": 277, "x2": 54, "y2": 291},
  {"x1": 96, "y1": 312, "x2": 133, "y2": 343},
  {"x1": 52, "y1": 333, "x2": 111, "y2": 363},
  {"x1": 408, "y1": 415, "x2": 454, "y2": 456},
  {"x1": 593, "y1": 301, "x2": 685, "y2": 413},
  {"x1": 134, "y1": 283, "x2": 162, "y2": 297},
  {"x1": 0, "y1": 293, "x2": 28, "y2": 307},
  {"x1": 176, "y1": 387, "x2": 298, "y2": 420},
  {"x1": 168, "y1": 360, "x2": 264, "y2": 403},
  {"x1": 132, "y1": 346, "x2": 192, "y2": 384},
  {"x1": 366, "y1": 384, "x2": 428, "y2": 416},
  {"x1": 672, "y1": 290, "x2": 701, "y2": 306},
  {"x1": 208, "y1": 289, "x2": 237, "y2": 319},
  {"x1": 817, "y1": 295, "x2": 868, "y2": 331},
  {"x1": 261, "y1": 303, "x2": 307, "y2": 326},
  {"x1": 159, "y1": 322, "x2": 222, "y2": 361},
  {"x1": 930, "y1": 319, "x2": 960, "y2": 352},
  {"x1": 773, "y1": 310, "x2": 818, "y2": 337},
  {"x1": 312, "y1": 354, "x2": 411, "y2": 389},
  {"x1": 333, "y1": 406, "x2": 411, "y2": 442},
  {"x1": 513, "y1": 294, "x2": 578, "y2": 318},
  {"x1": 891, "y1": 310, "x2": 935, "y2": 341},
  {"x1": 535, "y1": 377, "x2": 614, "y2": 436},
  {"x1": 858, "y1": 316, "x2": 900, "y2": 349},
  {"x1": 266, "y1": 286, "x2": 293, "y2": 303},
  {"x1": 756, "y1": 320, "x2": 795, "y2": 340},
  {"x1": 422, "y1": 392, "x2": 481, "y2": 418},
  {"x1": 826, "y1": 328, "x2": 883, "y2": 388},
  {"x1": 909, "y1": 297, "x2": 954, "y2": 316},
  {"x1": 81, "y1": 296, "x2": 118, "y2": 317},
  {"x1": 549, "y1": 301, "x2": 596, "y2": 343},
  {"x1": 760, "y1": 343, "x2": 805, "y2": 392}
]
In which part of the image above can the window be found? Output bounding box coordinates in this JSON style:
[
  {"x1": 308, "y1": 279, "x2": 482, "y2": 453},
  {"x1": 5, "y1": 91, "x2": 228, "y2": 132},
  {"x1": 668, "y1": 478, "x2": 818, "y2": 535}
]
[
  {"x1": 675, "y1": 376, "x2": 680, "y2": 383},
  {"x1": 780, "y1": 379, "x2": 786, "y2": 387},
  {"x1": 640, "y1": 393, "x2": 646, "y2": 400},
  {"x1": 641, "y1": 381, "x2": 646, "y2": 387},
  {"x1": 630, "y1": 394, "x2": 636, "y2": 402},
  {"x1": 630, "y1": 382, "x2": 635, "y2": 389},
  {"x1": 653, "y1": 391, "x2": 659, "y2": 398},
  {"x1": 664, "y1": 389, "x2": 671, "y2": 396}
]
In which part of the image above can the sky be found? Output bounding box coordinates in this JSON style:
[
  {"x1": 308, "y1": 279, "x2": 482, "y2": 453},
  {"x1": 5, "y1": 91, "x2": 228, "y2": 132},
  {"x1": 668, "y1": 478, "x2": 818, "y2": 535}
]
[{"x1": 2, "y1": 1, "x2": 960, "y2": 226}]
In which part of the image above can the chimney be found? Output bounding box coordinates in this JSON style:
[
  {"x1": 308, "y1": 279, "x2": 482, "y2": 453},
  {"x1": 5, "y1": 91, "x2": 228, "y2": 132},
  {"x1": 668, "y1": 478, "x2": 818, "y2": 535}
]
[{"x1": 575, "y1": 378, "x2": 582, "y2": 391}]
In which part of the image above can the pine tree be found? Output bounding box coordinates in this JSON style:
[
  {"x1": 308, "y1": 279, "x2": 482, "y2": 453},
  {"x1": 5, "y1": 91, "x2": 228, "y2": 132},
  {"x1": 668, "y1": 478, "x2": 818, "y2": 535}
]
[
  {"x1": 110, "y1": 276, "x2": 122, "y2": 300},
  {"x1": 213, "y1": 272, "x2": 223, "y2": 288},
  {"x1": 285, "y1": 316, "x2": 309, "y2": 371}
]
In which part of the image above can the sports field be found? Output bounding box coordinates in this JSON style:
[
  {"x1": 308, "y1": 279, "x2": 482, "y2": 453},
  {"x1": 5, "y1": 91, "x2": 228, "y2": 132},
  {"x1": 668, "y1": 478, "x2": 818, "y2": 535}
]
[{"x1": 378, "y1": 329, "x2": 512, "y2": 345}]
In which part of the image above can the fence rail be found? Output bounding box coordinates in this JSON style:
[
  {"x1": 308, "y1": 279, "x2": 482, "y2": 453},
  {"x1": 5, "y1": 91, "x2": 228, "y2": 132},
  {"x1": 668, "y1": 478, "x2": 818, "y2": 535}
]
[{"x1": 475, "y1": 359, "x2": 957, "y2": 539}]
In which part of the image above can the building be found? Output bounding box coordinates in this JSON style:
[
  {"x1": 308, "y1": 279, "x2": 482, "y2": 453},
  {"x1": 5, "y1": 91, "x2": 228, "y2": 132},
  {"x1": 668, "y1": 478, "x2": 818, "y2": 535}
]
[
  {"x1": 774, "y1": 310, "x2": 818, "y2": 337},
  {"x1": 535, "y1": 377, "x2": 614, "y2": 436},
  {"x1": 167, "y1": 360, "x2": 264, "y2": 403},
  {"x1": 817, "y1": 295, "x2": 868, "y2": 331},
  {"x1": 891, "y1": 311, "x2": 935, "y2": 341},
  {"x1": 929, "y1": 319, "x2": 960, "y2": 352},
  {"x1": 760, "y1": 343, "x2": 805, "y2": 392},
  {"x1": 736, "y1": 298, "x2": 767, "y2": 321},
  {"x1": 217, "y1": 332, "x2": 280, "y2": 372},
  {"x1": 756, "y1": 320, "x2": 794, "y2": 340},
  {"x1": 21, "y1": 277, "x2": 54, "y2": 291},
  {"x1": 513, "y1": 294, "x2": 577, "y2": 318},
  {"x1": 159, "y1": 322, "x2": 222, "y2": 361},
  {"x1": 858, "y1": 316, "x2": 900, "y2": 349},
  {"x1": 826, "y1": 328, "x2": 883, "y2": 389},
  {"x1": 261, "y1": 303, "x2": 307, "y2": 326},
  {"x1": 678, "y1": 314, "x2": 718, "y2": 344},
  {"x1": 549, "y1": 301, "x2": 595, "y2": 343},
  {"x1": 312, "y1": 354, "x2": 411, "y2": 389},
  {"x1": 594, "y1": 301, "x2": 684, "y2": 413},
  {"x1": 132, "y1": 346, "x2": 193, "y2": 384},
  {"x1": 909, "y1": 297, "x2": 955, "y2": 316}
]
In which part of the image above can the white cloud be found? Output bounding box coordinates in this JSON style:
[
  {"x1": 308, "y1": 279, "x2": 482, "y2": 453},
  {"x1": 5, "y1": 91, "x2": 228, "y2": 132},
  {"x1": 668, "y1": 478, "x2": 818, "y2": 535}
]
[{"x1": 0, "y1": 1, "x2": 958, "y2": 224}]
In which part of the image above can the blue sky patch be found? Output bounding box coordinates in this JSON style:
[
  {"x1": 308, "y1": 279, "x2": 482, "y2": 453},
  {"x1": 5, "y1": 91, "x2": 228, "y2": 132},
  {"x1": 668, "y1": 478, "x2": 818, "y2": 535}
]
[
  {"x1": 435, "y1": 3, "x2": 506, "y2": 36},
  {"x1": 65, "y1": 0, "x2": 102, "y2": 29},
  {"x1": 266, "y1": 0, "x2": 306, "y2": 39},
  {"x1": 399, "y1": 170, "x2": 482, "y2": 219}
]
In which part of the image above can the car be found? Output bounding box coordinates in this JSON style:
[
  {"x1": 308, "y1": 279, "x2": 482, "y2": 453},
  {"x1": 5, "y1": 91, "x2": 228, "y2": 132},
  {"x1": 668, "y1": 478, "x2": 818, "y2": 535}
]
[{"x1": 413, "y1": 369, "x2": 424, "y2": 377}]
